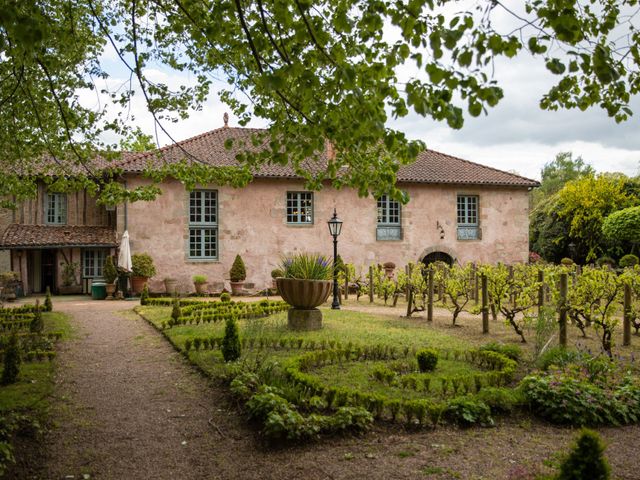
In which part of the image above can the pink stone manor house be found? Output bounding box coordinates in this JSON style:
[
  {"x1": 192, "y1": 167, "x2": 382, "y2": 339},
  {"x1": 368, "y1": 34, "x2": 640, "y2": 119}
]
[{"x1": 0, "y1": 125, "x2": 538, "y2": 295}]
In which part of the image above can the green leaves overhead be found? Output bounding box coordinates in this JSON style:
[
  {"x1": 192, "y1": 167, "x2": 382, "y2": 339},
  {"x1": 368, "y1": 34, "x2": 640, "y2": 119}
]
[{"x1": 0, "y1": 0, "x2": 639, "y2": 204}]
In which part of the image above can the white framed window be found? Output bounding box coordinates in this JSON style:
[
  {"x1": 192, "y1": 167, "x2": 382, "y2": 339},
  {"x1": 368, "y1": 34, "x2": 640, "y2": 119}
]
[
  {"x1": 46, "y1": 193, "x2": 67, "y2": 225},
  {"x1": 286, "y1": 192, "x2": 313, "y2": 224},
  {"x1": 376, "y1": 195, "x2": 402, "y2": 240},
  {"x1": 83, "y1": 249, "x2": 107, "y2": 278},
  {"x1": 457, "y1": 195, "x2": 480, "y2": 240},
  {"x1": 188, "y1": 190, "x2": 218, "y2": 259}
]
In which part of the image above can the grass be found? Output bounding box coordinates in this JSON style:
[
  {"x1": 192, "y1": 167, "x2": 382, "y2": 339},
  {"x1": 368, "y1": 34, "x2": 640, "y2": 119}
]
[
  {"x1": 0, "y1": 311, "x2": 72, "y2": 415},
  {"x1": 139, "y1": 305, "x2": 473, "y2": 351},
  {"x1": 137, "y1": 304, "x2": 486, "y2": 402}
]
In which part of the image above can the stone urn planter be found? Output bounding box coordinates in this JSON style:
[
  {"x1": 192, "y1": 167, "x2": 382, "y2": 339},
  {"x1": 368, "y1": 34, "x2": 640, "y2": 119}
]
[
  {"x1": 105, "y1": 283, "x2": 117, "y2": 300},
  {"x1": 164, "y1": 278, "x2": 178, "y2": 295},
  {"x1": 276, "y1": 278, "x2": 332, "y2": 330}
]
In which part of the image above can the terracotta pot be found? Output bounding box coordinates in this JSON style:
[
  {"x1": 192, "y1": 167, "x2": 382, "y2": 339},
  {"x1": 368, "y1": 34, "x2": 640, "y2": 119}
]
[
  {"x1": 276, "y1": 278, "x2": 332, "y2": 309},
  {"x1": 194, "y1": 282, "x2": 208, "y2": 294},
  {"x1": 230, "y1": 281, "x2": 244, "y2": 296},
  {"x1": 131, "y1": 276, "x2": 148, "y2": 295}
]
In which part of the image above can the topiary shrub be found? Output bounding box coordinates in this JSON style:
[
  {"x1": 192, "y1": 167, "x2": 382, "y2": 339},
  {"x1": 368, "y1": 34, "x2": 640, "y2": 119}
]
[
  {"x1": 619, "y1": 254, "x2": 639, "y2": 268},
  {"x1": 560, "y1": 257, "x2": 574, "y2": 266},
  {"x1": 416, "y1": 348, "x2": 438, "y2": 372},
  {"x1": 271, "y1": 269, "x2": 284, "y2": 279},
  {"x1": 131, "y1": 253, "x2": 156, "y2": 278},
  {"x1": 44, "y1": 286, "x2": 53, "y2": 312},
  {"x1": 1, "y1": 334, "x2": 21, "y2": 385},
  {"x1": 140, "y1": 283, "x2": 149, "y2": 306},
  {"x1": 479, "y1": 342, "x2": 522, "y2": 362},
  {"x1": 30, "y1": 300, "x2": 44, "y2": 333},
  {"x1": 220, "y1": 292, "x2": 231, "y2": 303},
  {"x1": 171, "y1": 299, "x2": 181, "y2": 324},
  {"x1": 556, "y1": 429, "x2": 610, "y2": 480},
  {"x1": 595, "y1": 256, "x2": 616, "y2": 268},
  {"x1": 103, "y1": 256, "x2": 118, "y2": 284},
  {"x1": 222, "y1": 317, "x2": 241, "y2": 362},
  {"x1": 229, "y1": 255, "x2": 247, "y2": 282}
]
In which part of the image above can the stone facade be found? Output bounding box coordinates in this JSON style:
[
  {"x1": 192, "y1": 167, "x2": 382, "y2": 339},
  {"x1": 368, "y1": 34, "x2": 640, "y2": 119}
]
[{"x1": 121, "y1": 176, "x2": 530, "y2": 294}]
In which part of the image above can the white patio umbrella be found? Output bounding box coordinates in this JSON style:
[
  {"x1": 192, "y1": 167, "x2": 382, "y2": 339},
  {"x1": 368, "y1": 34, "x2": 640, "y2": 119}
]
[
  {"x1": 117, "y1": 230, "x2": 132, "y2": 297},
  {"x1": 118, "y1": 230, "x2": 132, "y2": 272}
]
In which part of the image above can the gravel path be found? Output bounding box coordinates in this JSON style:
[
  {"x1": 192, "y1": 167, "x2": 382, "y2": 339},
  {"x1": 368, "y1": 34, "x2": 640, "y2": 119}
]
[{"x1": 22, "y1": 298, "x2": 640, "y2": 480}]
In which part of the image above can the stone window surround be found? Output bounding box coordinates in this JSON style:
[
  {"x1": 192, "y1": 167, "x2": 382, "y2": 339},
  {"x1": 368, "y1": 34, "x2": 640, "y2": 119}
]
[
  {"x1": 456, "y1": 193, "x2": 481, "y2": 241},
  {"x1": 285, "y1": 191, "x2": 314, "y2": 226},
  {"x1": 187, "y1": 189, "x2": 219, "y2": 261},
  {"x1": 376, "y1": 194, "x2": 402, "y2": 241}
]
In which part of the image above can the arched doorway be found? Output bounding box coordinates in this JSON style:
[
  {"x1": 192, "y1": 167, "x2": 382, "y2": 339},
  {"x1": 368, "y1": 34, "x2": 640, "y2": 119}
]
[{"x1": 421, "y1": 251, "x2": 454, "y2": 267}]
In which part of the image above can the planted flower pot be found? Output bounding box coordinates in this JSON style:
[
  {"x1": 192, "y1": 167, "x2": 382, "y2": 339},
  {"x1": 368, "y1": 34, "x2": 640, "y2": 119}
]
[
  {"x1": 131, "y1": 276, "x2": 147, "y2": 295},
  {"x1": 194, "y1": 282, "x2": 208, "y2": 294},
  {"x1": 230, "y1": 281, "x2": 244, "y2": 296},
  {"x1": 276, "y1": 278, "x2": 332, "y2": 309},
  {"x1": 105, "y1": 283, "x2": 117, "y2": 300}
]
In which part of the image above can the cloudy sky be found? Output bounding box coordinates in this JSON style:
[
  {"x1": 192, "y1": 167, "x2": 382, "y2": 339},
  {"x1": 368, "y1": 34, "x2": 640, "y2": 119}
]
[{"x1": 87, "y1": 4, "x2": 640, "y2": 182}]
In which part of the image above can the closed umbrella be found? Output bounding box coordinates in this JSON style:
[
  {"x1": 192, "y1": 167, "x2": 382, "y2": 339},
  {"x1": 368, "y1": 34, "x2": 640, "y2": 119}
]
[{"x1": 117, "y1": 230, "x2": 132, "y2": 296}]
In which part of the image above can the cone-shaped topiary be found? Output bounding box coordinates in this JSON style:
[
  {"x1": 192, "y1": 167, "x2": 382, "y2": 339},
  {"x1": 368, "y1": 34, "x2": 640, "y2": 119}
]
[
  {"x1": 221, "y1": 317, "x2": 241, "y2": 362},
  {"x1": 1, "y1": 334, "x2": 21, "y2": 385},
  {"x1": 140, "y1": 283, "x2": 149, "y2": 306},
  {"x1": 229, "y1": 255, "x2": 246, "y2": 282},
  {"x1": 171, "y1": 299, "x2": 181, "y2": 325},
  {"x1": 557, "y1": 429, "x2": 610, "y2": 480},
  {"x1": 44, "y1": 286, "x2": 53, "y2": 312},
  {"x1": 30, "y1": 300, "x2": 44, "y2": 333}
]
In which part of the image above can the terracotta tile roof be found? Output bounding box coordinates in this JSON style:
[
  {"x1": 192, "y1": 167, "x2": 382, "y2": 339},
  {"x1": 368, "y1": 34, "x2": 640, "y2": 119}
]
[
  {"x1": 116, "y1": 127, "x2": 328, "y2": 177},
  {"x1": 0, "y1": 224, "x2": 118, "y2": 249},
  {"x1": 3, "y1": 152, "x2": 137, "y2": 177},
  {"x1": 398, "y1": 149, "x2": 539, "y2": 187},
  {"x1": 115, "y1": 127, "x2": 540, "y2": 188}
]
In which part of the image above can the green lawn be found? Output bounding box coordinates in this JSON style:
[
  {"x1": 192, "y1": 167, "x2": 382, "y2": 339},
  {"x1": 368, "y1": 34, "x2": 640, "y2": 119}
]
[{"x1": 137, "y1": 305, "x2": 482, "y2": 384}]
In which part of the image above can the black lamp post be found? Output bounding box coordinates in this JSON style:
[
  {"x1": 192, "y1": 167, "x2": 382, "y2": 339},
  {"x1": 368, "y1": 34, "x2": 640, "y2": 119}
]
[
  {"x1": 327, "y1": 208, "x2": 343, "y2": 310},
  {"x1": 568, "y1": 242, "x2": 576, "y2": 261}
]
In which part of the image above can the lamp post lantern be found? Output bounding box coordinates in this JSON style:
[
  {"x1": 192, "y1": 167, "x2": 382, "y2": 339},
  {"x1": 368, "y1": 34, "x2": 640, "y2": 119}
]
[{"x1": 327, "y1": 208, "x2": 343, "y2": 310}]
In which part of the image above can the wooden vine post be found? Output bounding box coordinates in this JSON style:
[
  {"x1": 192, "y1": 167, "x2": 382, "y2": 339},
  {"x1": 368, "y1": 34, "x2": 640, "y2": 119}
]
[
  {"x1": 473, "y1": 263, "x2": 479, "y2": 305},
  {"x1": 368, "y1": 265, "x2": 374, "y2": 303},
  {"x1": 405, "y1": 264, "x2": 412, "y2": 299},
  {"x1": 481, "y1": 273, "x2": 489, "y2": 334},
  {"x1": 624, "y1": 282, "x2": 632, "y2": 346},
  {"x1": 344, "y1": 267, "x2": 349, "y2": 300},
  {"x1": 406, "y1": 283, "x2": 413, "y2": 318},
  {"x1": 559, "y1": 272, "x2": 568, "y2": 347},
  {"x1": 427, "y1": 267, "x2": 434, "y2": 322},
  {"x1": 537, "y1": 269, "x2": 544, "y2": 317}
]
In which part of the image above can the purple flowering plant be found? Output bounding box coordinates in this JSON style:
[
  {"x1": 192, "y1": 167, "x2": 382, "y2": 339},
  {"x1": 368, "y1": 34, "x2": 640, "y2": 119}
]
[{"x1": 280, "y1": 253, "x2": 333, "y2": 280}]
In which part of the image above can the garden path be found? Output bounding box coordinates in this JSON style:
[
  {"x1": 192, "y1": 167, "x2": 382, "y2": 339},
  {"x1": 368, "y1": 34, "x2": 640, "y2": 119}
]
[{"x1": 25, "y1": 297, "x2": 640, "y2": 480}]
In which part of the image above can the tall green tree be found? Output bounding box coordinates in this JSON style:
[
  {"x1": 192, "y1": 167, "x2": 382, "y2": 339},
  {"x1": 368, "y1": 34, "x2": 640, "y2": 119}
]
[
  {"x1": 1, "y1": 1, "x2": 639, "y2": 204},
  {"x1": 531, "y1": 152, "x2": 594, "y2": 208}
]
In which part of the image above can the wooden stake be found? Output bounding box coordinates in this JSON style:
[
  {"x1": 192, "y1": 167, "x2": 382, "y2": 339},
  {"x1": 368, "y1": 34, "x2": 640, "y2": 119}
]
[
  {"x1": 427, "y1": 267, "x2": 434, "y2": 322},
  {"x1": 537, "y1": 269, "x2": 544, "y2": 317},
  {"x1": 482, "y1": 273, "x2": 489, "y2": 334},
  {"x1": 624, "y1": 283, "x2": 632, "y2": 346},
  {"x1": 559, "y1": 272, "x2": 568, "y2": 347},
  {"x1": 369, "y1": 265, "x2": 374, "y2": 303}
]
